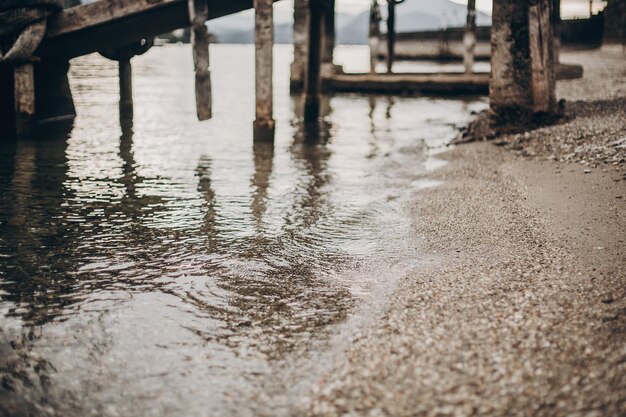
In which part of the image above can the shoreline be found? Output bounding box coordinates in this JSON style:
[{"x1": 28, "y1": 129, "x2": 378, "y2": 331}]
[{"x1": 300, "y1": 47, "x2": 625, "y2": 416}]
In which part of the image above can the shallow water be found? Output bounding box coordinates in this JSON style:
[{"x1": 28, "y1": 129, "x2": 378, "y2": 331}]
[{"x1": 0, "y1": 44, "x2": 486, "y2": 416}]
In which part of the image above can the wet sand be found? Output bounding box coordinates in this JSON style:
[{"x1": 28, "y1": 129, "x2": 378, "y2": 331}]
[{"x1": 301, "y1": 48, "x2": 626, "y2": 416}]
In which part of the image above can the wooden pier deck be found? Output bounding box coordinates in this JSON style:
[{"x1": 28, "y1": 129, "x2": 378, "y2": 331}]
[{"x1": 38, "y1": 0, "x2": 279, "y2": 59}]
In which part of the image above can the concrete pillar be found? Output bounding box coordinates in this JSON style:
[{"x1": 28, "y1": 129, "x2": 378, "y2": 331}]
[
  {"x1": 290, "y1": 0, "x2": 309, "y2": 93},
  {"x1": 303, "y1": 2, "x2": 324, "y2": 123},
  {"x1": 386, "y1": 0, "x2": 396, "y2": 73},
  {"x1": 369, "y1": 0, "x2": 382, "y2": 74},
  {"x1": 14, "y1": 63, "x2": 35, "y2": 137},
  {"x1": 490, "y1": 0, "x2": 556, "y2": 125},
  {"x1": 463, "y1": 0, "x2": 477, "y2": 74},
  {"x1": 253, "y1": 0, "x2": 275, "y2": 142}
]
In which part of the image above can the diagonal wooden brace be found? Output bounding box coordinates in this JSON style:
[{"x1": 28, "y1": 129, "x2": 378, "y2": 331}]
[{"x1": 188, "y1": 0, "x2": 212, "y2": 121}]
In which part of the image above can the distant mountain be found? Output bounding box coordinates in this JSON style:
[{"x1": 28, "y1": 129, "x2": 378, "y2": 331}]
[{"x1": 206, "y1": 0, "x2": 492, "y2": 45}]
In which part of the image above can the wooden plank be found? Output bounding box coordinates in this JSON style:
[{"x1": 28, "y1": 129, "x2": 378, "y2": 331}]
[{"x1": 329, "y1": 72, "x2": 489, "y2": 95}]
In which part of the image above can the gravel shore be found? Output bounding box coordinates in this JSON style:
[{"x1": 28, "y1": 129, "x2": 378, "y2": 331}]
[{"x1": 298, "y1": 47, "x2": 626, "y2": 416}]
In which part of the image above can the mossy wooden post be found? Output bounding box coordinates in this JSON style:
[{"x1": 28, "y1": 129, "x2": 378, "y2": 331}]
[
  {"x1": 14, "y1": 63, "x2": 35, "y2": 137},
  {"x1": 463, "y1": 0, "x2": 477, "y2": 74},
  {"x1": 253, "y1": 0, "x2": 275, "y2": 142},
  {"x1": 386, "y1": 0, "x2": 396, "y2": 73},
  {"x1": 189, "y1": 0, "x2": 212, "y2": 121},
  {"x1": 290, "y1": 0, "x2": 309, "y2": 93},
  {"x1": 303, "y1": 1, "x2": 323, "y2": 123},
  {"x1": 490, "y1": 0, "x2": 556, "y2": 125}
]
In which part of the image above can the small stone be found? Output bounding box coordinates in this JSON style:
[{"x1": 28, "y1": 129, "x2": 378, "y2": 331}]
[{"x1": 584, "y1": 169, "x2": 592, "y2": 174}]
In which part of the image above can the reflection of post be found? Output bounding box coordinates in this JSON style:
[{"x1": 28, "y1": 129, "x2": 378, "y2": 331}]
[
  {"x1": 251, "y1": 142, "x2": 274, "y2": 228},
  {"x1": 386, "y1": 0, "x2": 395, "y2": 73},
  {"x1": 463, "y1": 0, "x2": 477, "y2": 75},
  {"x1": 290, "y1": 0, "x2": 309, "y2": 93},
  {"x1": 303, "y1": 1, "x2": 324, "y2": 123},
  {"x1": 14, "y1": 63, "x2": 35, "y2": 137},
  {"x1": 369, "y1": 0, "x2": 381, "y2": 74},
  {"x1": 254, "y1": 0, "x2": 276, "y2": 142}
]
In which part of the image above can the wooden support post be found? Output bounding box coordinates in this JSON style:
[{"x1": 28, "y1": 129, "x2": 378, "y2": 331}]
[
  {"x1": 463, "y1": 0, "x2": 477, "y2": 75},
  {"x1": 291, "y1": 0, "x2": 309, "y2": 93},
  {"x1": 189, "y1": 0, "x2": 212, "y2": 121},
  {"x1": 386, "y1": 0, "x2": 396, "y2": 73},
  {"x1": 489, "y1": 0, "x2": 556, "y2": 125},
  {"x1": 14, "y1": 63, "x2": 35, "y2": 137},
  {"x1": 119, "y1": 58, "x2": 133, "y2": 126},
  {"x1": 321, "y1": 0, "x2": 337, "y2": 78},
  {"x1": 253, "y1": 0, "x2": 275, "y2": 142},
  {"x1": 303, "y1": 1, "x2": 323, "y2": 123},
  {"x1": 369, "y1": 0, "x2": 381, "y2": 74},
  {"x1": 552, "y1": 0, "x2": 561, "y2": 65},
  {"x1": 529, "y1": 0, "x2": 556, "y2": 113}
]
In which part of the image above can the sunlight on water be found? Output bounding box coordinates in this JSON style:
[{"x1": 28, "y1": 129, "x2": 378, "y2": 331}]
[{"x1": 0, "y1": 44, "x2": 487, "y2": 416}]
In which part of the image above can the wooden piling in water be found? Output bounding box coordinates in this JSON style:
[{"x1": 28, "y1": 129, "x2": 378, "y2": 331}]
[
  {"x1": 321, "y1": 0, "x2": 338, "y2": 78},
  {"x1": 463, "y1": 0, "x2": 476, "y2": 74},
  {"x1": 490, "y1": 0, "x2": 556, "y2": 125},
  {"x1": 189, "y1": 0, "x2": 212, "y2": 121},
  {"x1": 369, "y1": 0, "x2": 381, "y2": 74},
  {"x1": 303, "y1": 1, "x2": 323, "y2": 123},
  {"x1": 253, "y1": 0, "x2": 275, "y2": 142},
  {"x1": 290, "y1": 0, "x2": 309, "y2": 93},
  {"x1": 13, "y1": 63, "x2": 35, "y2": 137},
  {"x1": 118, "y1": 58, "x2": 133, "y2": 125},
  {"x1": 386, "y1": 0, "x2": 396, "y2": 73}
]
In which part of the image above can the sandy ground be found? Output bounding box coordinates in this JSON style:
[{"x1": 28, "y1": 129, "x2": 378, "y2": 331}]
[{"x1": 298, "y1": 48, "x2": 626, "y2": 416}]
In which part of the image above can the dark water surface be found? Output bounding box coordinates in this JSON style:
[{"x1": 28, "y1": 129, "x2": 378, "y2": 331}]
[{"x1": 0, "y1": 45, "x2": 486, "y2": 416}]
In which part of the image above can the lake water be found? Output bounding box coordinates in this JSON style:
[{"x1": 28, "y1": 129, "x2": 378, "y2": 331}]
[{"x1": 0, "y1": 44, "x2": 486, "y2": 417}]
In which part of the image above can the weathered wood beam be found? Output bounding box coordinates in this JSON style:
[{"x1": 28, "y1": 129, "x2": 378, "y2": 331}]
[
  {"x1": 14, "y1": 63, "x2": 35, "y2": 137},
  {"x1": 529, "y1": 0, "x2": 555, "y2": 113},
  {"x1": 463, "y1": 0, "x2": 476, "y2": 74},
  {"x1": 321, "y1": 0, "x2": 335, "y2": 70},
  {"x1": 253, "y1": 0, "x2": 275, "y2": 141},
  {"x1": 490, "y1": 0, "x2": 556, "y2": 125},
  {"x1": 303, "y1": 1, "x2": 323, "y2": 123},
  {"x1": 290, "y1": 0, "x2": 309, "y2": 93},
  {"x1": 38, "y1": 0, "x2": 282, "y2": 60},
  {"x1": 369, "y1": 0, "x2": 381, "y2": 74},
  {"x1": 119, "y1": 58, "x2": 133, "y2": 124},
  {"x1": 386, "y1": 0, "x2": 396, "y2": 73},
  {"x1": 189, "y1": 0, "x2": 212, "y2": 120}
]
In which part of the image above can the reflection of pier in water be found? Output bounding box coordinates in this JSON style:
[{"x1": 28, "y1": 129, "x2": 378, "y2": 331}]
[{"x1": 1, "y1": 0, "x2": 562, "y2": 139}]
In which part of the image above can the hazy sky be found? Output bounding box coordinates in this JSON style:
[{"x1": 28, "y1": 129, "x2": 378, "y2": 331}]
[{"x1": 274, "y1": 0, "x2": 605, "y2": 19}]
